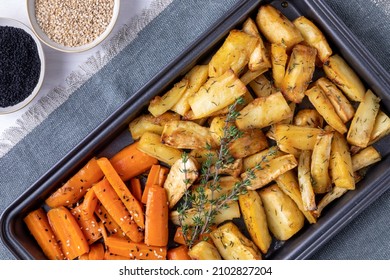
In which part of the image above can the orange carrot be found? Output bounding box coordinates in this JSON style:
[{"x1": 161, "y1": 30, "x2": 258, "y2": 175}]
[
  {"x1": 141, "y1": 164, "x2": 168, "y2": 204},
  {"x1": 80, "y1": 187, "x2": 98, "y2": 219},
  {"x1": 78, "y1": 253, "x2": 89, "y2": 260},
  {"x1": 45, "y1": 157, "x2": 104, "y2": 208},
  {"x1": 158, "y1": 166, "x2": 169, "y2": 186},
  {"x1": 173, "y1": 227, "x2": 186, "y2": 245},
  {"x1": 93, "y1": 178, "x2": 144, "y2": 243},
  {"x1": 129, "y1": 178, "x2": 142, "y2": 202},
  {"x1": 24, "y1": 208, "x2": 65, "y2": 260},
  {"x1": 110, "y1": 142, "x2": 158, "y2": 181},
  {"x1": 97, "y1": 157, "x2": 145, "y2": 229},
  {"x1": 144, "y1": 185, "x2": 169, "y2": 247},
  {"x1": 71, "y1": 205, "x2": 102, "y2": 245},
  {"x1": 47, "y1": 206, "x2": 90, "y2": 260},
  {"x1": 173, "y1": 226, "x2": 216, "y2": 246},
  {"x1": 88, "y1": 242, "x2": 105, "y2": 260},
  {"x1": 94, "y1": 202, "x2": 126, "y2": 237},
  {"x1": 167, "y1": 245, "x2": 192, "y2": 260},
  {"x1": 105, "y1": 236, "x2": 167, "y2": 260},
  {"x1": 104, "y1": 251, "x2": 132, "y2": 260},
  {"x1": 98, "y1": 220, "x2": 108, "y2": 243}
]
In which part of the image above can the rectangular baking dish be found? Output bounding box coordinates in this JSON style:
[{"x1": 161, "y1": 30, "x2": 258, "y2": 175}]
[{"x1": 1, "y1": 0, "x2": 390, "y2": 260}]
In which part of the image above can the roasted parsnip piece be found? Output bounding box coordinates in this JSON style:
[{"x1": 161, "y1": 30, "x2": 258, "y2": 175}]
[
  {"x1": 161, "y1": 120, "x2": 218, "y2": 150},
  {"x1": 188, "y1": 70, "x2": 247, "y2": 119},
  {"x1": 211, "y1": 222, "x2": 262, "y2": 260},
  {"x1": 313, "y1": 186, "x2": 348, "y2": 218},
  {"x1": 202, "y1": 176, "x2": 240, "y2": 200},
  {"x1": 171, "y1": 65, "x2": 209, "y2": 116},
  {"x1": 275, "y1": 170, "x2": 317, "y2": 224},
  {"x1": 297, "y1": 150, "x2": 317, "y2": 210},
  {"x1": 351, "y1": 146, "x2": 381, "y2": 172},
  {"x1": 235, "y1": 92, "x2": 292, "y2": 130},
  {"x1": 305, "y1": 85, "x2": 347, "y2": 134},
  {"x1": 242, "y1": 17, "x2": 271, "y2": 72},
  {"x1": 242, "y1": 17, "x2": 261, "y2": 37},
  {"x1": 273, "y1": 124, "x2": 322, "y2": 153},
  {"x1": 330, "y1": 131, "x2": 355, "y2": 190},
  {"x1": 242, "y1": 18, "x2": 271, "y2": 71},
  {"x1": 315, "y1": 145, "x2": 382, "y2": 218},
  {"x1": 242, "y1": 146, "x2": 283, "y2": 171},
  {"x1": 227, "y1": 128, "x2": 268, "y2": 159},
  {"x1": 148, "y1": 78, "x2": 189, "y2": 117},
  {"x1": 170, "y1": 201, "x2": 241, "y2": 226},
  {"x1": 209, "y1": 115, "x2": 227, "y2": 146},
  {"x1": 256, "y1": 4, "x2": 303, "y2": 50},
  {"x1": 323, "y1": 54, "x2": 366, "y2": 102},
  {"x1": 189, "y1": 148, "x2": 219, "y2": 166},
  {"x1": 311, "y1": 132, "x2": 333, "y2": 193},
  {"x1": 259, "y1": 184, "x2": 305, "y2": 241},
  {"x1": 208, "y1": 29, "x2": 259, "y2": 77},
  {"x1": 314, "y1": 77, "x2": 355, "y2": 123},
  {"x1": 293, "y1": 108, "x2": 324, "y2": 128},
  {"x1": 138, "y1": 131, "x2": 182, "y2": 166},
  {"x1": 347, "y1": 89, "x2": 381, "y2": 147},
  {"x1": 188, "y1": 241, "x2": 222, "y2": 260},
  {"x1": 239, "y1": 67, "x2": 269, "y2": 85},
  {"x1": 242, "y1": 154, "x2": 298, "y2": 190},
  {"x1": 238, "y1": 190, "x2": 272, "y2": 254},
  {"x1": 270, "y1": 43, "x2": 288, "y2": 89},
  {"x1": 129, "y1": 112, "x2": 181, "y2": 140},
  {"x1": 369, "y1": 110, "x2": 390, "y2": 145},
  {"x1": 164, "y1": 156, "x2": 199, "y2": 208},
  {"x1": 293, "y1": 16, "x2": 332, "y2": 63},
  {"x1": 281, "y1": 44, "x2": 317, "y2": 103},
  {"x1": 210, "y1": 158, "x2": 243, "y2": 178},
  {"x1": 248, "y1": 74, "x2": 274, "y2": 97}
]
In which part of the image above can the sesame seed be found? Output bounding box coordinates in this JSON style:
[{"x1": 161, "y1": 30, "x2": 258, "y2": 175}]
[{"x1": 35, "y1": 0, "x2": 115, "y2": 47}]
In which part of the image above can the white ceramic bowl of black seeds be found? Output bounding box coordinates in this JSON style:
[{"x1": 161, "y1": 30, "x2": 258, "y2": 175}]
[
  {"x1": 0, "y1": 17, "x2": 45, "y2": 114},
  {"x1": 26, "y1": 0, "x2": 120, "y2": 53}
]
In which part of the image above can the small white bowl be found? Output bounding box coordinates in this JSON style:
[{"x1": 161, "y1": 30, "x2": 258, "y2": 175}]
[
  {"x1": 26, "y1": 0, "x2": 120, "y2": 53},
  {"x1": 0, "y1": 17, "x2": 45, "y2": 115}
]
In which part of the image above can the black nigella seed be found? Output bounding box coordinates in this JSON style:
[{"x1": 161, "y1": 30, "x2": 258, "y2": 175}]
[{"x1": 0, "y1": 26, "x2": 41, "y2": 108}]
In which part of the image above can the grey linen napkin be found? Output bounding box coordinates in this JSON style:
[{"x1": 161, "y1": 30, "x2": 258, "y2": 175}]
[{"x1": 0, "y1": 0, "x2": 389, "y2": 260}]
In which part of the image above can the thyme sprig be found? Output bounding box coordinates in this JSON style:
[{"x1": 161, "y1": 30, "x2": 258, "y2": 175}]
[{"x1": 177, "y1": 96, "x2": 255, "y2": 249}]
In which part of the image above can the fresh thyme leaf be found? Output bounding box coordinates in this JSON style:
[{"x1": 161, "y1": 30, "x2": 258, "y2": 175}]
[{"x1": 177, "y1": 96, "x2": 256, "y2": 248}]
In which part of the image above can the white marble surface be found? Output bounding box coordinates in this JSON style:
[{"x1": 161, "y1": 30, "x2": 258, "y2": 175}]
[{"x1": 0, "y1": 0, "x2": 153, "y2": 133}]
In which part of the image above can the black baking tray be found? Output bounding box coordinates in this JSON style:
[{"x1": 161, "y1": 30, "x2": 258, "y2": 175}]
[{"x1": 1, "y1": 0, "x2": 390, "y2": 260}]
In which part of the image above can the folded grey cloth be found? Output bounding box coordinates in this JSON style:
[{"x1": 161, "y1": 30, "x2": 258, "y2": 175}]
[{"x1": 0, "y1": 0, "x2": 389, "y2": 260}]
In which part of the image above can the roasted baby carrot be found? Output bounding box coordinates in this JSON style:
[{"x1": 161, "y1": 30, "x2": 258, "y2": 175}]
[
  {"x1": 173, "y1": 226, "x2": 216, "y2": 246},
  {"x1": 80, "y1": 187, "x2": 98, "y2": 219},
  {"x1": 129, "y1": 178, "x2": 142, "y2": 202},
  {"x1": 104, "y1": 251, "x2": 132, "y2": 260},
  {"x1": 47, "y1": 206, "x2": 90, "y2": 260},
  {"x1": 71, "y1": 205, "x2": 102, "y2": 245},
  {"x1": 93, "y1": 178, "x2": 144, "y2": 243},
  {"x1": 97, "y1": 157, "x2": 145, "y2": 229},
  {"x1": 141, "y1": 165, "x2": 168, "y2": 204},
  {"x1": 88, "y1": 242, "x2": 105, "y2": 260},
  {"x1": 105, "y1": 236, "x2": 167, "y2": 260},
  {"x1": 110, "y1": 142, "x2": 158, "y2": 181},
  {"x1": 173, "y1": 227, "x2": 186, "y2": 245},
  {"x1": 167, "y1": 245, "x2": 192, "y2": 260},
  {"x1": 144, "y1": 184, "x2": 169, "y2": 247},
  {"x1": 141, "y1": 165, "x2": 161, "y2": 204},
  {"x1": 45, "y1": 157, "x2": 104, "y2": 208},
  {"x1": 24, "y1": 208, "x2": 65, "y2": 260},
  {"x1": 95, "y1": 202, "x2": 126, "y2": 237}
]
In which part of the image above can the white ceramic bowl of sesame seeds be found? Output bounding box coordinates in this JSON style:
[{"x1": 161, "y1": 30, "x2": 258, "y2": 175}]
[{"x1": 26, "y1": 0, "x2": 120, "y2": 53}]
